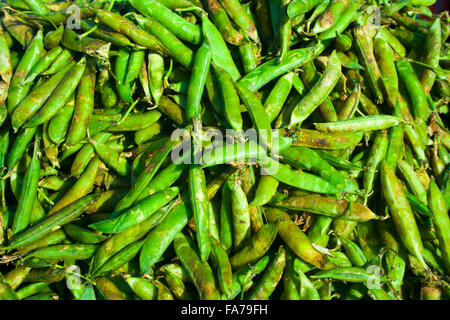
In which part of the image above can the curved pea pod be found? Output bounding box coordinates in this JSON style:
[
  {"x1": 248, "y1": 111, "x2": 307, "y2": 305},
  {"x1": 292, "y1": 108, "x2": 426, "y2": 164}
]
[
  {"x1": 11, "y1": 140, "x2": 40, "y2": 234},
  {"x1": 92, "y1": 205, "x2": 172, "y2": 274},
  {"x1": 186, "y1": 40, "x2": 211, "y2": 123},
  {"x1": 210, "y1": 237, "x2": 233, "y2": 297},
  {"x1": 5, "y1": 194, "x2": 100, "y2": 250},
  {"x1": 129, "y1": 0, "x2": 202, "y2": 45},
  {"x1": 0, "y1": 25, "x2": 12, "y2": 85},
  {"x1": 62, "y1": 224, "x2": 106, "y2": 245},
  {"x1": 48, "y1": 157, "x2": 100, "y2": 215},
  {"x1": 265, "y1": 208, "x2": 334, "y2": 270},
  {"x1": 65, "y1": 61, "x2": 96, "y2": 147},
  {"x1": 60, "y1": 28, "x2": 110, "y2": 59},
  {"x1": 125, "y1": 276, "x2": 157, "y2": 300},
  {"x1": 6, "y1": 126, "x2": 36, "y2": 173},
  {"x1": 21, "y1": 46, "x2": 63, "y2": 85},
  {"x1": 314, "y1": 115, "x2": 405, "y2": 133},
  {"x1": 134, "y1": 15, "x2": 194, "y2": 70},
  {"x1": 289, "y1": 146, "x2": 359, "y2": 194},
  {"x1": 107, "y1": 111, "x2": 162, "y2": 132},
  {"x1": 90, "y1": 141, "x2": 131, "y2": 178},
  {"x1": 239, "y1": 41, "x2": 325, "y2": 92},
  {"x1": 339, "y1": 237, "x2": 367, "y2": 267},
  {"x1": 317, "y1": 0, "x2": 358, "y2": 41},
  {"x1": 396, "y1": 59, "x2": 430, "y2": 123},
  {"x1": 140, "y1": 198, "x2": 191, "y2": 274},
  {"x1": 89, "y1": 187, "x2": 179, "y2": 233},
  {"x1": 79, "y1": 20, "x2": 134, "y2": 48},
  {"x1": 312, "y1": 0, "x2": 350, "y2": 34},
  {"x1": 201, "y1": 13, "x2": 241, "y2": 81},
  {"x1": 41, "y1": 49, "x2": 73, "y2": 76},
  {"x1": 311, "y1": 266, "x2": 389, "y2": 283},
  {"x1": 7, "y1": 29, "x2": 43, "y2": 114},
  {"x1": 24, "y1": 244, "x2": 97, "y2": 261},
  {"x1": 290, "y1": 50, "x2": 341, "y2": 126},
  {"x1": 189, "y1": 165, "x2": 212, "y2": 262},
  {"x1": 427, "y1": 180, "x2": 450, "y2": 274},
  {"x1": 287, "y1": 128, "x2": 364, "y2": 150},
  {"x1": 11, "y1": 61, "x2": 75, "y2": 130},
  {"x1": 219, "y1": 0, "x2": 258, "y2": 43},
  {"x1": 250, "y1": 175, "x2": 279, "y2": 206},
  {"x1": 47, "y1": 93, "x2": 75, "y2": 144},
  {"x1": 205, "y1": 0, "x2": 245, "y2": 46},
  {"x1": 173, "y1": 232, "x2": 221, "y2": 300},
  {"x1": 230, "y1": 222, "x2": 277, "y2": 269},
  {"x1": 24, "y1": 57, "x2": 87, "y2": 128},
  {"x1": 201, "y1": 140, "x2": 266, "y2": 168},
  {"x1": 307, "y1": 216, "x2": 333, "y2": 248},
  {"x1": 44, "y1": 25, "x2": 64, "y2": 49},
  {"x1": 269, "y1": 193, "x2": 379, "y2": 222},
  {"x1": 247, "y1": 245, "x2": 286, "y2": 300},
  {"x1": 214, "y1": 65, "x2": 242, "y2": 131},
  {"x1": 264, "y1": 72, "x2": 294, "y2": 123},
  {"x1": 258, "y1": 155, "x2": 340, "y2": 195},
  {"x1": 380, "y1": 161, "x2": 427, "y2": 271},
  {"x1": 94, "y1": 277, "x2": 126, "y2": 300},
  {"x1": 147, "y1": 52, "x2": 164, "y2": 105},
  {"x1": 93, "y1": 240, "x2": 145, "y2": 277}
]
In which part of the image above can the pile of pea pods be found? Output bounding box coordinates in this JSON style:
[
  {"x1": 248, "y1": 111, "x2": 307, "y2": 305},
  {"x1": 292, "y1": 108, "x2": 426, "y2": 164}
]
[{"x1": 0, "y1": 0, "x2": 449, "y2": 301}]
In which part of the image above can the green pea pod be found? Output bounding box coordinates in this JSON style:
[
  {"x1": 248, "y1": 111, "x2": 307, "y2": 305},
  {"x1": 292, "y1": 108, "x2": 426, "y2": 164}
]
[
  {"x1": 235, "y1": 82, "x2": 272, "y2": 150},
  {"x1": 5, "y1": 194, "x2": 100, "y2": 250},
  {"x1": 230, "y1": 222, "x2": 277, "y2": 269},
  {"x1": 287, "y1": 0, "x2": 321, "y2": 19},
  {"x1": 129, "y1": 0, "x2": 202, "y2": 45},
  {"x1": 265, "y1": 208, "x2": 334, "y2": 270},
  {"x1": 264, "y1": 72, "x2": 294, "y2": 123},
  {"x1": 248, "y1": 245, "x2": 286, "y2": 300},
  {"x1": 311, "y1": 266, "x2": 388, "y2": 283},
  {"x1": 114, "y1": 47, "x2": 133, "y2": 103},
  {"x1": 106, "y1": 111, "x2": 161, "y2": 132},
  {"x1": 219, "y1": 0, "x2": 258, "y2": 43},
  {"x1": 380, "y1": 161, "x2": 427, "y2": 271},
  {"x1": 114, "y1": 137, "x2": 175, "y2": 213},
  {"x1": 258, "y1": 156, "x2": 340, "y2": 194},
  {"x1": 231, "y1": 179, "x2": 251, "y2": 250},
  {"x1": 210, "y1": 237, "x2": 233, "y2": 297},
  {"x1": 186, "y1": 40, "x2": 212, "y2": 123},
  {"x1": 314, "y1": 115, "x2": 404, "y2": 132},
  {"x1": 62, "y1": 224, "x2": 107, "y2": 244},
  {"x1": 6, "y1": 126, "x2": 37, "y2": 173},
  {"x1": 70, "y1": 132, "x2": 111, "y2": 177},
  {"x1": 396, "y1": 59, "x2": 430, "y2": 122},
  {"x1": 47, "y1": 93, "x2": 75, "y2": 144},
  {"x1": 239, "y1": 41, "x2": 325, "y2": 92},
  {"x1": 60, "y1": 28, "x2": 110, "y2": 58},
  {"x1": 307, "y1": 216, "x2": 333, "y2": 248},
  {"x1": 11, "y1": 61, "x2": 75, "y2": 130},
  {"x1": 90, "y1": 140, "x2": 131, "y2": 177},
  {"x1": 41, "y1": 49, "x2": 73, "y2": 76},
  {"x1": 0, "y1": 129, "x2": 9, "y2": 210},
  {"x1": 250, "y1": 175, "x2": 279, "y2": 206},
  {"x1": 205, "y1": 0, "x2": 244, "y2": 45},
  {"x1": 312, "y1": 0, "x2": 351, "y2": 34},
  {"x1": 44, "y1": 25, "x2": 64, "y2": 49},
  {"x1": 427, "y1": 180, "x2": 450, "y2": 273},
  {"x1": 134, "y1": 15, "x2": 194, "y2": 70},
  {"x1": 93, "y1": 240, "x2": 145, "y2": 277},
  {"x1": 25, "y1": 244, "x2": 97, "y2": 261},
  {"x1": 79, "y1": 20, "x2": 134, "y2": 48},
  {"x1": 140, "y1": 197, "x2": 191, "y2": 274},
  {"x1": 173, "y1": 232, "x2": 221, "y2": 300},
  {"x1": 202, "y1": 13, "x2": 241, "y2": 81},
  {"x1": 148, "y1": 52, "x2": 164, "y2": 105},
  {"x1": 290, "y1": 50, "x2": 341, "y2": 126},
  {"x1": 12, "y1": 140, "x2": 40, "y2": 234},
  {"x1": 7, "y1": 29, "x2": 43, "y2": 114},
  {"x1": 21, "y1": 46, "x2": 63, "y2": 85},
  {"x1": 65, "y1": 61, "x2": 96, "y2": 147},
  {"x1": 95, "y1": 277, "x2": 126, "y2": 300},
  {"x1": 24, "y1": 57, "x2": 86, "y2": 128},
  {"x1": 89, "y1": 187, "x2": 179, "y2": 233},
  {"x1": 269, "y1": 193, "x2": 378, "y2": 221},
  {"x1": 49, "y1": 156, "x2": 100, "y2": 215},
  {"x1": 317, "y1": 0, "x2": 358, "y2": 40},
  {"x1": 0, "y1": 25, "x2": 12, "y2": 85},
  {"x1": 125, "y1": 277, "x2": 157, "y2": 300}
]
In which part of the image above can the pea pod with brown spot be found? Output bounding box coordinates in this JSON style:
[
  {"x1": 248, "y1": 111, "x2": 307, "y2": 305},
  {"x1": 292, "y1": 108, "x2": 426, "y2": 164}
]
[
  {"x1": 265, "y1": 208, "x2": 335, "y2": 270},
  {"x1": 269, "y1": 193, "x2": 379, "y2": 222},
  {"x1": 24, "y1": 244, "x2": 98, "y2": 261}
]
